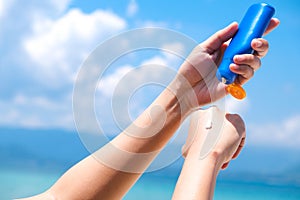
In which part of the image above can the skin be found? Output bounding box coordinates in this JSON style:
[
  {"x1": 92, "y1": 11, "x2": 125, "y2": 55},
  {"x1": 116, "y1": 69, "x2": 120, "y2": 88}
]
[
  {"x1": 172, "y1": 107, "x2": 246, "y2": 200},
  {"x1": 19, "y1": 18, "x2": 279, "y2": 200}
]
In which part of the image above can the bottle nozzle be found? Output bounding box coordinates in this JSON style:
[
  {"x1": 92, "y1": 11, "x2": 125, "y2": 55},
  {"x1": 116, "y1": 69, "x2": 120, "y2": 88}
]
[
  {"x1": 226, "y1": 83, "x2": 246, "y2": 100},
  {"x1": 221, "y1": 77, "x2": 227, "y2": 84}
]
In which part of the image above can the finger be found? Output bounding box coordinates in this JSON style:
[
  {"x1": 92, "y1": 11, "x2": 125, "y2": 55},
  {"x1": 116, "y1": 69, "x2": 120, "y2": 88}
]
[
  {"x1": 181, "y1": 139, "x2": 191, "y2": 158},
  {"x1": 181, "y1": 145, "x2": 190, "y2": 158},
  {"x1": 251, "y1": 38, "x2": 269, "y2": 58},
  {"x1": 221, "y1": 162, "x2": 230, "y2": 170},
  {"x1": 233, "y1": 54, "x2": 261, "y2": 71},
  {"x1": 235, "y1": 76, "x2": 248, "y2": 85},
  {"x1": 232, "y1": 137, "x2": 246, "y2": 159},
  {"x1": 263, "y1": 18, "x2": 280, "y2": 36},
  {"x1": 202, "y1": 22, "x2": 238, "y2": 54},
  {"x1": 181, "y1": 145, "x2": 188, "y2": 158},
  {"x1": 214, "y1": 42, "x2": 231, "y2": 66},
  {"x1": 229, "y1": 63, "x2": 254, "y2": 85},
  {"x1": 225, "y1": 114, "x2": 246, "y2": 137}
]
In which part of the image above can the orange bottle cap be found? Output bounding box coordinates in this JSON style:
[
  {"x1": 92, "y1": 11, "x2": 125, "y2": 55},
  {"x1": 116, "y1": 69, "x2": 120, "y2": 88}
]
[{"x1": 226, "y1": 83, "x2": 246, "y2": 100}]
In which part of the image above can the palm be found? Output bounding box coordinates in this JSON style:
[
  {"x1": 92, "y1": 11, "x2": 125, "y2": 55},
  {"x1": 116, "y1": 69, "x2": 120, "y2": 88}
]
[{"x1": 179, "y1": 18, "x2": 279, "y2": 108}]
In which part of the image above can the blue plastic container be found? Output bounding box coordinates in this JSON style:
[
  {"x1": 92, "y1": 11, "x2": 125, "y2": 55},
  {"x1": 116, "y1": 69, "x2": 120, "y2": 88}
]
[{"x1": 216, "y1": 3, "x2": 275, "y2": 84}]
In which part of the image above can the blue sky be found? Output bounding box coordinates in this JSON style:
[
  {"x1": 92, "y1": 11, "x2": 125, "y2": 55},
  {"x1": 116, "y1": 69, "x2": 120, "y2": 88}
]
[{"x1": 0, "y1": 0, "x2": 300, "y2": 162}]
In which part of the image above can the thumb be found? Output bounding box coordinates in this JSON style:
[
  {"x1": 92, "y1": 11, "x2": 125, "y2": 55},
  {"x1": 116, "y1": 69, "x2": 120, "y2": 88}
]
[
  {"x1": 201, "y1": 22, "x2": 238, "y2": 54},
  {"x1": 181, "y1": 144, "x2": 189, "y2": 158}
]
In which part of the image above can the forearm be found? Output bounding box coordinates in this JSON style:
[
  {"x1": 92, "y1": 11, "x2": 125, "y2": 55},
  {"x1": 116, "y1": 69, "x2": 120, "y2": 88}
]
[
  {"x1": 112, "y1": 85, "x2": 188, "y2": 152},
  {"x1": 172, "y1": 107, "x2": 246, "y2": 200},
  {"x1": 172, "y1": 152, "x2": 221, "y2": 200},
  {"x1": 47, "y1": 87, "x2": 190, "y2": 199}
]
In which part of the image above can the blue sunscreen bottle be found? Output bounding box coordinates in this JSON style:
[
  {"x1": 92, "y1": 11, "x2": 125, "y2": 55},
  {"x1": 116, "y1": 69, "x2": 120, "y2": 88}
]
[{"x1": 216, "y1": 3, "x2": 275, "y2": 99}]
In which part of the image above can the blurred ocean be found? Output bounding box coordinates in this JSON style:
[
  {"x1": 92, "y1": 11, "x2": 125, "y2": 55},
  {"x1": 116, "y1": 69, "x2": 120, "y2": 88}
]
[
  {"x1": 1, "y1": 127, "x2": 300, "y2": 200},
  {"x1": 1, "y1": 168, "x2": 300, "y2": 200}
]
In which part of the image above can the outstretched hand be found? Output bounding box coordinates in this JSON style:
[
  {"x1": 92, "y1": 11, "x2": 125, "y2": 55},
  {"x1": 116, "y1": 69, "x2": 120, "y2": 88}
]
[
  {"x1": 181, "y1": 107, "x2": 246, "y2": 170},
  {"x1": 173, "y1": 18, "x2": 280, "y2": 110}
]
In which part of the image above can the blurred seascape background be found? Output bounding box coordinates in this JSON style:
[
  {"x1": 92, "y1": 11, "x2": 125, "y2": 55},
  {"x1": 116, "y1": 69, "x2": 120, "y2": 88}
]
[{"x1": 1, "y1": 0, "x2": 300, "y2": 199}]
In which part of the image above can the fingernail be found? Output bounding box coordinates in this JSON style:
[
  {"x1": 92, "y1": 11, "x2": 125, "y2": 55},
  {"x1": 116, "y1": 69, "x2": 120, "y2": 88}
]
[
  {"x1": 230, "y1": 63, "x2": 238, "y2": 70},
  {"x1": 234, "y1": 55, "x2": 242, "y2": 61},
  {"x1": 255, "y1": 40, "x2": 262, "y2": 47}
]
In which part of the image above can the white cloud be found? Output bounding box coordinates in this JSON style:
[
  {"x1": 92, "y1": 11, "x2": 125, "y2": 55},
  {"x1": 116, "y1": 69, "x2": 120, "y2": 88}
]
[
  {"x1": 284, "y1": 115, "x2": 300, "y2": 133},
  {"x1": 0, "y1": 94, "x2": 74, "y2": 129},
  {"x1": 98, "y1": 65, "x2": 134, "y2": 98},
  {"x1": 248, "y1": 115, "x2": 300, "y2": 149},
  {"x1": 127, "y1": 0, "x2": 138, "y2": 17},
  {"x1": 0, "y1": 1, "x2": 3, "y2": 17},
  {"x1": 0, "y1": 0, "x2": 13, "y2": 18},
  {"x1": 0, "y1": 0, "x2": 70, "y2": 21},
  {"x1": 0, "y1": 0, "x2": 182, "y2": 131},
  {"x1": 224, "y1": 96, "x2": 300, "y2": 149},
  {"x1": 0, "y1": 0, "x2": 126, "y2": 129},
  {"x1": 161, "y1": 42, "x2": 186, "y2": 58},
  {"x1": 137, "y1": 20, "x2": 168, "y2": 28},
  {"x1": 50, "y1": 0, "x2": 72, "y2": 13},
  {"x1": 23, "y1": 8, "x2": 127, "y2": 88},
  {"x1": 97, "y1": 52, "x2": 179, "y2": 99},
  {"x1": 93, "y1": 53, "x2": 178, "y2": 135},
  {"x1": 140, "y1": 56, "x2": 168, "y2": 66}
]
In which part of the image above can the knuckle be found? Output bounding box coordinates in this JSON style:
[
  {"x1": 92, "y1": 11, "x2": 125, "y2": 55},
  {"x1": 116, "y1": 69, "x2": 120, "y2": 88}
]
[
  {"x1": 244, "y1": 66, "x2": 254, "y2": 79},
  {"x1": 249, "y1": 54, "x2": 255, "y2": 61},
  {"x1": 263, "y1": 39, "x2": 269, "y2": 49},
  {"x1": 257, "y1": 57, "x2": 262, "y2": 69},
  {"x1": 243, "y1": 54, "x2": 255, "y2": 64},
  {"x1": 249, "y1": 68, "x2": 254, "y2": 78},
  {"x1": 226, "y1": 114, "x2": 246, "y2": 133}
]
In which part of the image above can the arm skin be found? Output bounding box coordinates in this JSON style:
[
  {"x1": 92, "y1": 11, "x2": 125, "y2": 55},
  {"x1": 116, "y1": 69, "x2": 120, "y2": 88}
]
[
  {"x1": 19, "y1": 19, "x2": 279, "y2": 200},
  {"x1": 172, "y1": 107, "x2": 246, "y2": 200}
]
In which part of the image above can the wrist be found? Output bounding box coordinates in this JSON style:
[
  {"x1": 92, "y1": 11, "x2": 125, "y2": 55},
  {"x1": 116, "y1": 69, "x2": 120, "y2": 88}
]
[
  {"x1": 159, "y1": 84, "x2": 192, "y2": 121},
  {"x1": 185, "y1": 147, "x2": 224, "y2": 171},
  {"x1": 168, "y1": 75, "x2": 199, "y2": 114}
]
